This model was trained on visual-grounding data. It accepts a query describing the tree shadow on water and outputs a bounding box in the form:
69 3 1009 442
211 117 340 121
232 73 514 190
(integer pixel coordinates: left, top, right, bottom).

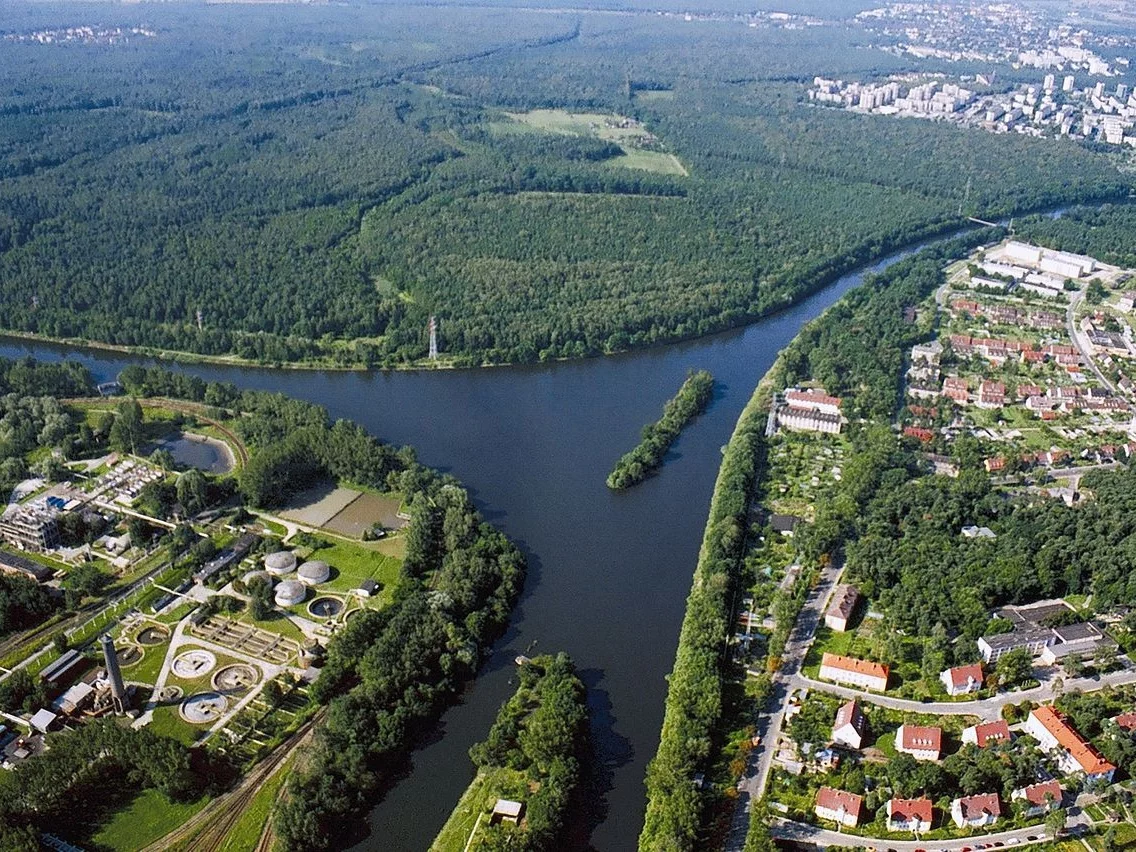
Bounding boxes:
570 667 634 852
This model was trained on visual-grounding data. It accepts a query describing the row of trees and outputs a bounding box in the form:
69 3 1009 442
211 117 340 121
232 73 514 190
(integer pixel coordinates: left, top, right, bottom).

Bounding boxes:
465 653 589 849
638 387 767 851
607 369 714 489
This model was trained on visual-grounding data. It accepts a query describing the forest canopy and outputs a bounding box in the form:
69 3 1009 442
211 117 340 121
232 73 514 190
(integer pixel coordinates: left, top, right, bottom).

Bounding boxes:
0 5 1129 366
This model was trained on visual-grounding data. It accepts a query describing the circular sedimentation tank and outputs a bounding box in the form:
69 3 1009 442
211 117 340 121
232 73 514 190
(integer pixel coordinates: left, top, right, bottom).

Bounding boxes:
297 560 330 585
117 645 142 667
308 597 344 619
157 685 184 703
136 626 169 646
264 550 297 576
211 663 259 693
171 649 217 679
180 692 228 724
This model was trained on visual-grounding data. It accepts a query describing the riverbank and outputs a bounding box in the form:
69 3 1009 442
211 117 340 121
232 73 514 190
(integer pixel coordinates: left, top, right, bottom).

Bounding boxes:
0 218 1114 852
0 204 1090 375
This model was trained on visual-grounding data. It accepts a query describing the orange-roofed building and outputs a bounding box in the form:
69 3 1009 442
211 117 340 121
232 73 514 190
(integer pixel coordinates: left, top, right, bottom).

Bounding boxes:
1026 706 1116 781
818 653 889 692
1012 780 1063 816
896 724 942 761
940 663 984 696
951 792 1001 828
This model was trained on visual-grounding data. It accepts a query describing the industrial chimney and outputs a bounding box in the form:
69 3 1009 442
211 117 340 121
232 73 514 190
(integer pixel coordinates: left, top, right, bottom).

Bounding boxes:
100 633 127 714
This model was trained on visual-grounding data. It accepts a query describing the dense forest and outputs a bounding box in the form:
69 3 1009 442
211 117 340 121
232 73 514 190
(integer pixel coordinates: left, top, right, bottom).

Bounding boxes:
0 6 1129 365
458 653 589 850
607 369 714 489
1015 203 1136 268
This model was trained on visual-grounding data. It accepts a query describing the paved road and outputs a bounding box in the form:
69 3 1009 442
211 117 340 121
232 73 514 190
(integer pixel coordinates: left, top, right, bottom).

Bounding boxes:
793 657 1136 722
1065 287 1118 394
771 816 1059 851
724 558 846 851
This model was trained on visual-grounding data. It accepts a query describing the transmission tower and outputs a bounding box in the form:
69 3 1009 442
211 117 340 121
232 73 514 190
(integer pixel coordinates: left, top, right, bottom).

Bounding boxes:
428 316 439 361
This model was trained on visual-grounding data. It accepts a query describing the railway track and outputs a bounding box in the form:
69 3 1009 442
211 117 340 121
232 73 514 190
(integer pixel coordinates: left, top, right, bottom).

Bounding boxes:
141 713 321 852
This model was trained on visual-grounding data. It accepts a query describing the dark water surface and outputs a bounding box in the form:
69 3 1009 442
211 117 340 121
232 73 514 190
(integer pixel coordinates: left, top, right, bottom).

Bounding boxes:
0 243 927 851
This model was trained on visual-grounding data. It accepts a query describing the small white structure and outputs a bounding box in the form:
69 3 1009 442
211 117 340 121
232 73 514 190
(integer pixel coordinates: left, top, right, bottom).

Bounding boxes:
940 662 983 695
1012 780 1063 816
297 560 330 585
886 798 932 833
264 550 297 576
962 720 1011 749
824 585 860 633
274 579 307 608
29 708 58 733
815 787 863 828
492 799 524 825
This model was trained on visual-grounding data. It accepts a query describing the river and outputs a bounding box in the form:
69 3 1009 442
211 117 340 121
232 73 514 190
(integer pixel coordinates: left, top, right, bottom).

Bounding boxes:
0 240 934 850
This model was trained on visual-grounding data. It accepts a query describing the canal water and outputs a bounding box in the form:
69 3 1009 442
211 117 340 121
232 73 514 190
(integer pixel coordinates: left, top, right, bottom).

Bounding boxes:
0 242 927 850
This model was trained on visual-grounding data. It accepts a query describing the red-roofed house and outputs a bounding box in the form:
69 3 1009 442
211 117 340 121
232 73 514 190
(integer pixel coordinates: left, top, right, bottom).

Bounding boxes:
887 798 933 832
815 787 863 827
1026 706 1116 781
942 377 970 404
819 653 889 692
903 426 935 443
1017 383 1043 400
951 793 1001 828
785 388 842 416
963 720 1011 749
831 700 867 750
824 585 861 633
940 663 984 696
896 724 942 761
1115 713 1136 732
977 380 1006 409
1012 780 1063 816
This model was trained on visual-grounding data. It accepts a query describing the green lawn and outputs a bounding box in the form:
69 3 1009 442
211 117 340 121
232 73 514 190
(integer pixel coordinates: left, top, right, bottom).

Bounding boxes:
121 636 173 687
606 149 688 176
93 788 209 851
147 704 203 746
236 609 307 643
309 536 401 601
430 767 529 852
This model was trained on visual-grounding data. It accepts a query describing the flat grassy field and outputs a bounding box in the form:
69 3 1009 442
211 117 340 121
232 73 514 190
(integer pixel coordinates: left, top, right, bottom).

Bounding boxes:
92 788 209 852
607 149 688 175
310 536 401 600
495 109 688 176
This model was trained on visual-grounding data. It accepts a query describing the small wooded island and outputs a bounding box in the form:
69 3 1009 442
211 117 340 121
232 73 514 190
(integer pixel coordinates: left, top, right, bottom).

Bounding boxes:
430 653 589 851
607 370 715 490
